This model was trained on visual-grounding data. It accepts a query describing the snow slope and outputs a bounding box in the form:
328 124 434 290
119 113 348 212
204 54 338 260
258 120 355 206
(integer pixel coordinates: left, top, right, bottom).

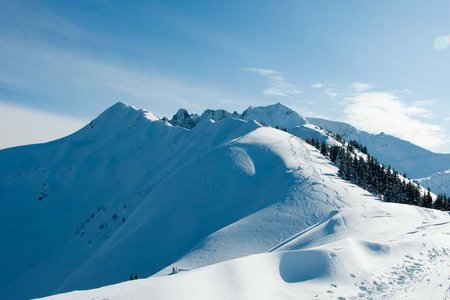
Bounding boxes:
0 102 264 298
308 117 450 178
43 202 450 300
418 169 450 196
0 102 371 299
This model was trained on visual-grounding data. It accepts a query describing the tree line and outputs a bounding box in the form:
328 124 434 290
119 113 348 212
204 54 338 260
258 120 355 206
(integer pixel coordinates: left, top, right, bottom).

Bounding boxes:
304 137 450 211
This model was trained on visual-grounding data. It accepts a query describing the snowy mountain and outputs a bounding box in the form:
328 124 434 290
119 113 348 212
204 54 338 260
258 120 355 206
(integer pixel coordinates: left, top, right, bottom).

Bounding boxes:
43 202 450 300
169 108 238 129
168 103 450 182
418 169 450 196
308 117 450 179
0 102 367 299
200 108 238 122
241 102 307 128
1 102 449 299
169 108 199 129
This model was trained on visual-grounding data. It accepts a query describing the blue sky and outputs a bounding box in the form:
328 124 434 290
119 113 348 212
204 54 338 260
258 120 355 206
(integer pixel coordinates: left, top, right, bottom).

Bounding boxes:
1 0 450 152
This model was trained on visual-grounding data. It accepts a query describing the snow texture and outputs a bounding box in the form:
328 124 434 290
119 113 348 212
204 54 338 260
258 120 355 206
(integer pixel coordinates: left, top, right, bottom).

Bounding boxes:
43 202 450 300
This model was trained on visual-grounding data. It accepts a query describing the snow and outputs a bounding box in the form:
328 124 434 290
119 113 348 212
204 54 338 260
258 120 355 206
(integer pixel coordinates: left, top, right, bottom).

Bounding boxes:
308 117 450 178
169 108 236 129
289 124 330 143
42 202 450 300
1 101 449 299
166 103 450 180
200 108 235 122
418 169 450 195
0 102 361 299
242 102 306 128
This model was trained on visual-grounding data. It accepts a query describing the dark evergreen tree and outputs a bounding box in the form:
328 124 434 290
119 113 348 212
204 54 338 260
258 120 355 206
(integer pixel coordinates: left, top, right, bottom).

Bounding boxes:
320 142 328 156
422 188 433 208
301 134 450 211
434 194 445 210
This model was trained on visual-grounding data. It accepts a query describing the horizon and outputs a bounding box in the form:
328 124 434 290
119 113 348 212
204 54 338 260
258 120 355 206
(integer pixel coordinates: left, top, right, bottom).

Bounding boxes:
1 0 450 152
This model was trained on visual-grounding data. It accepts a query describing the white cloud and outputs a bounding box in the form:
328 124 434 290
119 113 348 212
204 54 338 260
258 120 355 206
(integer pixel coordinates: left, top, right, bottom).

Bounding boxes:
344 91 445 150
310 83 324 89
245 68 300 97
434 35 450 50
325 88 338 98
0 101 87 149
349 82 374 93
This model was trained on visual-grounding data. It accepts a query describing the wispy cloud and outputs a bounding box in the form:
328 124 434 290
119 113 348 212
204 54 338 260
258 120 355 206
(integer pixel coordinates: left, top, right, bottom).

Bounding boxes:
310 83 324 89
349 82 373 93
324 88 338 98
308 82 338 98
0 101 86 149
0 0 88 41
0 0 255 117
344 91 445 150
305 79 448 152
0 35 245 116
434 34 450 50
245 68 300 97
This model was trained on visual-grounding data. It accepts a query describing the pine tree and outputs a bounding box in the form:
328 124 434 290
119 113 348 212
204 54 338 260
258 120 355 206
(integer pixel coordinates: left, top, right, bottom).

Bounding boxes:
320 142 328 156
434 194 445 210
300 133 449 211
422 188 433 208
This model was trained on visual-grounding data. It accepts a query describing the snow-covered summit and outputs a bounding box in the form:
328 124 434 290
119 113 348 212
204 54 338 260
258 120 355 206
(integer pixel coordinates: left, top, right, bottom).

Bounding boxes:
242 102 306 128
168 103 306 131
98 101 159 123
79 101 161 136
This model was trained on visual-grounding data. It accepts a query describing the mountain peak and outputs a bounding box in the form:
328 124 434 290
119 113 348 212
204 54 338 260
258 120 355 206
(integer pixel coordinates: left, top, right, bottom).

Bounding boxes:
170 108 199 129
109 101 129 109
242 103 306 128
84 101 160 135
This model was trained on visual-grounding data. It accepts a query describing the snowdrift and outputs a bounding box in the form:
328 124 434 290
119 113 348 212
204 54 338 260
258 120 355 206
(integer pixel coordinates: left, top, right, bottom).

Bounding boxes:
43 202 450 300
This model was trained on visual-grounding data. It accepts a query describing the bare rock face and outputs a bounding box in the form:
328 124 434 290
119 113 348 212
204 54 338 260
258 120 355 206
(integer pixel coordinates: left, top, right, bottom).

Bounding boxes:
170 108 199 129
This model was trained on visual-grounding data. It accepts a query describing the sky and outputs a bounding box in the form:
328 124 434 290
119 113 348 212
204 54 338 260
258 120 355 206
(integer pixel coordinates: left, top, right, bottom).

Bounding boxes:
0 0 449 152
